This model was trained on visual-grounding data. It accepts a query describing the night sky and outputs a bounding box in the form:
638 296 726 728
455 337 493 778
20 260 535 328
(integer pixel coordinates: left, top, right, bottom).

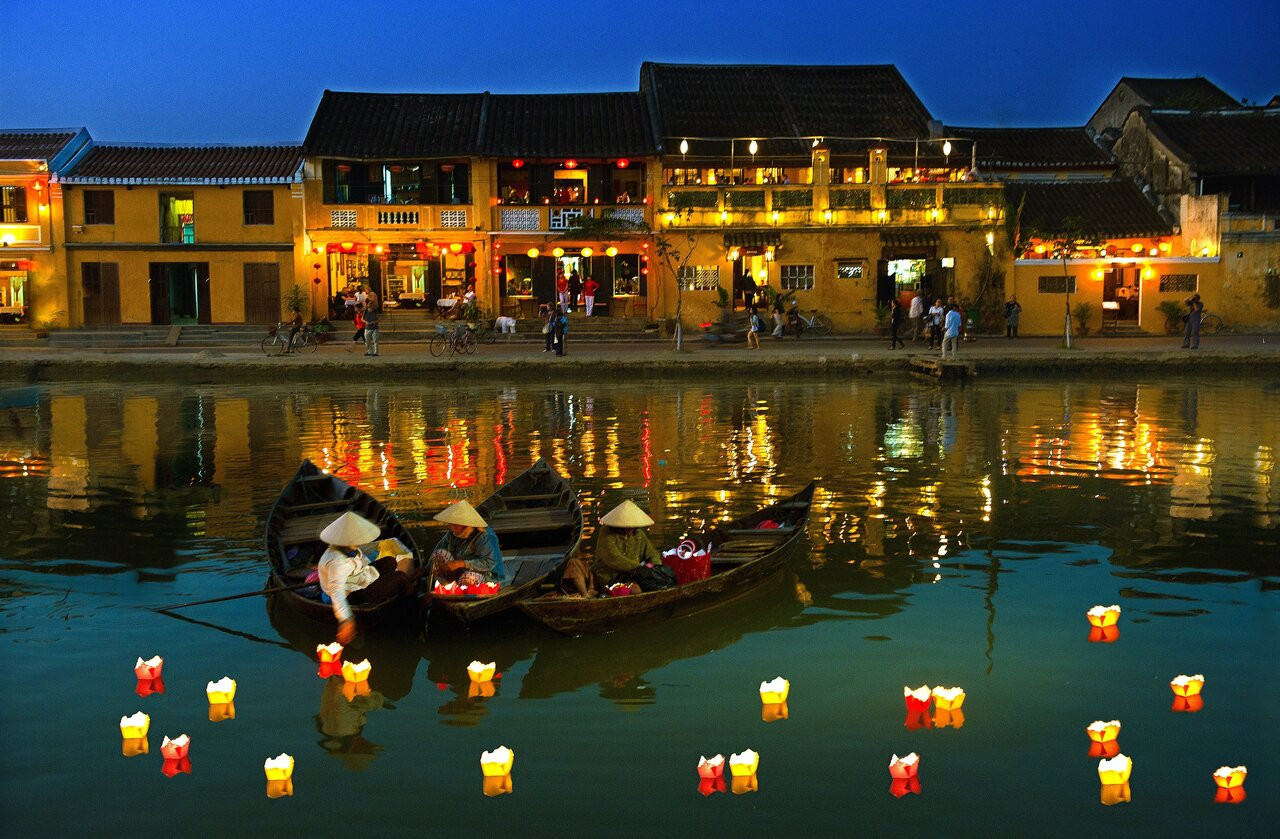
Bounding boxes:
5 0 1277 143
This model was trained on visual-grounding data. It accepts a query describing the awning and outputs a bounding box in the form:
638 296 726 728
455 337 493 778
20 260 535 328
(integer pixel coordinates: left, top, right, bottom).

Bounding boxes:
881 232 940 248
724 231 783 250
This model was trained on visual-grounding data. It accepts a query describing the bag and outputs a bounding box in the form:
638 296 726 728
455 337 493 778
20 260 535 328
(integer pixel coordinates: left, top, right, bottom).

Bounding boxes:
630 562 677 591
663 541 711 585
542 323 552 335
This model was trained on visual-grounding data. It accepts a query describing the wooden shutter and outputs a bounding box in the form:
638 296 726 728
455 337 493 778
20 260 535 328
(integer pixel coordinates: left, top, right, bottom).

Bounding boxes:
197 263 212 324
589 256 611 302
149 263 170 325
532 256 555 303
243 263 280 323
876 259 893 303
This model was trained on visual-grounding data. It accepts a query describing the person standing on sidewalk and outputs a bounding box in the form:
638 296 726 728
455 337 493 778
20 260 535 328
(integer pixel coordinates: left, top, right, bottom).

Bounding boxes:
927 298 944 349
1004 297 1022 338
584 276 599 316
363 301 381 357
942 305 961 359
909 288 924 341
552 305 568 356
1181 294 1203 349
889 298 906 350
556 270 569 311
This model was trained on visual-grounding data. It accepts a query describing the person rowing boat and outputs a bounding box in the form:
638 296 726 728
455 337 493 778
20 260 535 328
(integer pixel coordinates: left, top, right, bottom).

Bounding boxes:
561 499 664 596
430 500 506 587
318 512 416 643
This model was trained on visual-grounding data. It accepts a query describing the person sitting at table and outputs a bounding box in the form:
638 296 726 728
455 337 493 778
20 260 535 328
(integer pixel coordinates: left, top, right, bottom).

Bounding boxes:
318 511 416 644
615 189 632 204
462 284 477 307
562 500 663 595
430 501 505 587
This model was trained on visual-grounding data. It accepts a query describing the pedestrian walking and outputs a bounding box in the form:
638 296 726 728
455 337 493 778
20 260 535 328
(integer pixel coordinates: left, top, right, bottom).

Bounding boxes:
909 288 924 341
568 271 582 313
889 298 906 350
351 305 366 344
927 298 944 349
1004 297 1022 338
941 305 961 359
747 306 763 349
363 302 381 357
743 274 757 311
1181 294 1204 349
556 271 569 311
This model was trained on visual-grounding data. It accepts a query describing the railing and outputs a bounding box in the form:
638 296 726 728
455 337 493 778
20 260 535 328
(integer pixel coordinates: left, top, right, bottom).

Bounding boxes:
492 204 652 232
160 225 195 244
1222 212 1278 234
323 206 469 230
662 183 1002 227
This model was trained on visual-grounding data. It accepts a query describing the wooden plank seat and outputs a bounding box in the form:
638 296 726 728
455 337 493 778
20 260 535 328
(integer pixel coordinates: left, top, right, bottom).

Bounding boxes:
721 526 796 539
488 508 576 533
280 514 338 546
278 498 352 514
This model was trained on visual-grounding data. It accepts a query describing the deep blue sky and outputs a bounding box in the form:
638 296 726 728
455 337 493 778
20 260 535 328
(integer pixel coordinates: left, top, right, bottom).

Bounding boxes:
5 0 1277 143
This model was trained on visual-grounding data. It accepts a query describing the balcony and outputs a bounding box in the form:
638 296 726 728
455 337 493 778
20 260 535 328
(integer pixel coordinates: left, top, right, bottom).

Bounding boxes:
0 223 44 249
493 204 650 233
320 205 471 231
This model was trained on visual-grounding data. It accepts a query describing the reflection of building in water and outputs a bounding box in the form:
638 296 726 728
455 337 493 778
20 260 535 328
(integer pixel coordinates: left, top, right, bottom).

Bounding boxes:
1170 439 1214 520
47 395 88 511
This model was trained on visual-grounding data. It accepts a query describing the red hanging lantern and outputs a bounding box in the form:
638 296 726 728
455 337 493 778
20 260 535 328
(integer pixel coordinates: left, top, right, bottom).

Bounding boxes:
616 158 630 169
511 159 525 169
564 159 579 169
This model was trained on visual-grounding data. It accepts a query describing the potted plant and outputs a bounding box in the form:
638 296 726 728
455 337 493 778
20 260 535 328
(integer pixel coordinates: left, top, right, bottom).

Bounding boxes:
460 301 481 325
1072 301 1095 336
311 318 334 343
282 283 309 319
1157 300 1185 335
872 303 891 335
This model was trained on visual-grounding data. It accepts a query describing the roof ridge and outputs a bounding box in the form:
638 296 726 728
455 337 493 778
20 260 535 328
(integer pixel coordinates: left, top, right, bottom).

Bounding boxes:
87 141 302 149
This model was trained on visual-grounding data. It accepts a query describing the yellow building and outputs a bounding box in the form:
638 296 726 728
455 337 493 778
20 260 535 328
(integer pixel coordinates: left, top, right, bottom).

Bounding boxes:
59 144 304 325
0 129 91 330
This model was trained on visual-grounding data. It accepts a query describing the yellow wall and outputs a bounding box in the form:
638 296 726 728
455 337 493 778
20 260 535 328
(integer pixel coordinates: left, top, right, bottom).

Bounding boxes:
1 168 68 328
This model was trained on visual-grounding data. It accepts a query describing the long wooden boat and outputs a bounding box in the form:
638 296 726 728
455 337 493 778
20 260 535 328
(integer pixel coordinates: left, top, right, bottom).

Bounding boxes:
428 459 582 626
517 481 816 635
265 460 425 626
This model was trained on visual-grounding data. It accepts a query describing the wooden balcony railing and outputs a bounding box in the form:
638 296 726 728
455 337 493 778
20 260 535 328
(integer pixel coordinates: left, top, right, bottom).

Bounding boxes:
493 204 650 233
321 205 471 231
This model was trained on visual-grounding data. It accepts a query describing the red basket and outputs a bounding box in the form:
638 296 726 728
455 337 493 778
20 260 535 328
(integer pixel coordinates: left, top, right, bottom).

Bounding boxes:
664 548 711 585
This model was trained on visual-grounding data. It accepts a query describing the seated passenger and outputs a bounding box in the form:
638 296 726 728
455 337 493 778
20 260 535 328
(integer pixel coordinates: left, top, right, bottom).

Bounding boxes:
430 500 505 587
318 511 414 643
562 499 661 595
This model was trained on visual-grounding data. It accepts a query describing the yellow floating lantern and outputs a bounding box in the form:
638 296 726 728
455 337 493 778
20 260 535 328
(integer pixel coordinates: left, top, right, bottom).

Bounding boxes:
317 642 343 663
931 686 965 711
160 734 191 761
1100 782 1131 806
1086 605 1121 628
483 774 514 797
1170 674 1204 697
1212 765 1246 789
731 774 759 795
264 753 295 781
134 655 164 680
121 737 148 757
206 676 237 704
342 659 372 683
208 701 236 723
481 746 515 777
468 660 497 683
266 779 294 799
1097 754 1132 785
761 702 789 723
120 712 150 739
728 750 759 777
1087 720 1121 743
759 677 789 705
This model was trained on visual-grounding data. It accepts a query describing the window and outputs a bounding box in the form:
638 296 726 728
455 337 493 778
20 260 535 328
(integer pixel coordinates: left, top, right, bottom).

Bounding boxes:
159 192 195 244
678 265 720 291
780 264 815 290
84 190 115 224
1 186 26 223
242 190 274 225
836 260 865 279
1159 274 1198 293
1038 275 1077 294
323 161 470 204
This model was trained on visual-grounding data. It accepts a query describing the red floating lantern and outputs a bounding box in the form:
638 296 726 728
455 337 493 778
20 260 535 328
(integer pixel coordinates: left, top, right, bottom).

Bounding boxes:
903 685 931 713
616 158 630 169
511 159 525 169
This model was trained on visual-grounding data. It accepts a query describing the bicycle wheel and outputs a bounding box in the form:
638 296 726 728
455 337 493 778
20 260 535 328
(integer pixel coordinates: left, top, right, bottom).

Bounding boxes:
300 332 319 354
1200 314 1224 335
462 333 477 354
482 327 498 344
429 335 448 357
261 335 283 356
811 314 834 335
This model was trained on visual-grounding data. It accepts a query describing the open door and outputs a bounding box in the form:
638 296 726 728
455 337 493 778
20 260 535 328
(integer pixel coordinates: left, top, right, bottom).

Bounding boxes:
197 264 212 324
149 263 170 325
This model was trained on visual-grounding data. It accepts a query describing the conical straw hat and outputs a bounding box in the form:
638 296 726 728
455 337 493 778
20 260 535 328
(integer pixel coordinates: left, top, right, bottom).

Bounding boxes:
599 499 654 528
319 511 381 546
434 500 488 529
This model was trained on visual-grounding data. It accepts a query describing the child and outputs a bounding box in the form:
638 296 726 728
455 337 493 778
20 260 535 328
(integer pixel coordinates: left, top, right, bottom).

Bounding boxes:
747 306 763 349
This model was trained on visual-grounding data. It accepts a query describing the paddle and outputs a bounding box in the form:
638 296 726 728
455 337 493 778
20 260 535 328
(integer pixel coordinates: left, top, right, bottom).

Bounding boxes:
153 580 316 612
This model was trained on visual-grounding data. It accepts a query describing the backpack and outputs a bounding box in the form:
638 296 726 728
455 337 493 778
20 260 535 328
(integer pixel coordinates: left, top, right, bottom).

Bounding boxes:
631 562 677 591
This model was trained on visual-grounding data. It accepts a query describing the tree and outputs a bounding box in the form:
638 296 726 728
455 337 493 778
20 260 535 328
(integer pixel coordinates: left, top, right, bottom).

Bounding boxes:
1008 198 1102 347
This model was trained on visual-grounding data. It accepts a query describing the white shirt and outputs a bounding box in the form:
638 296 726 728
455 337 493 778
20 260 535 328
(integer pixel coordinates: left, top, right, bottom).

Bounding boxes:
318 547 379 623
909 295 924 318
355 291 367 306
929 304 944 325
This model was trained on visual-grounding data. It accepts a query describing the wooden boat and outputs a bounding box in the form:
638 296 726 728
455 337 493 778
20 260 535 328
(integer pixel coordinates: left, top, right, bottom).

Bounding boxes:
429 459 582 626
265 460 424 626
517 481 816 635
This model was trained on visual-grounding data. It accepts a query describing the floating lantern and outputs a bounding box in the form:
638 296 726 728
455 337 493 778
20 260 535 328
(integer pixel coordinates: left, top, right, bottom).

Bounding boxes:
889 753 920 780
264 753 295 781
483 774 513 797
208 702 236 723
134 655 164 680
468 681 496 699
318 661 342 679
697 777 726 797
1088 625 1121 643
1170 674 1204 697
728 750 759 777
161 757 192 778
206 676 237 704
889 777 922 798
761 702 789 723
1100 782 1131 806
121 737 148 757
1212 765 1246 790
1087 720 1121 743
606 583 634 597
317 642 343 664
468 661 497 683
1086 605 1121 628
932 686 965 711
481 746 514 777
266 779 294 799
120 712 150 739
1097 754 1132 785
342 659 372 683
160 734 191 761
697 754 725 780
903 685 931 712
933 708 965 730
1172 694 1204 713
135 677 165 697
731 774 758 795
759 677 789 705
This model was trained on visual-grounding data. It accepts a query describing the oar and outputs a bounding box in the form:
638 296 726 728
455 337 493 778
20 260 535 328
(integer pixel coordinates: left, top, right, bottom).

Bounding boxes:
153 580 315 612
155 608 292 649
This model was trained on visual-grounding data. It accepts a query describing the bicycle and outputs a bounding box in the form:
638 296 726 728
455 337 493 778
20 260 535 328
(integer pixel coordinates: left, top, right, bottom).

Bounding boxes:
1162 308 1225 336
429 324 477 357
785 306 834 337
262 323 318 355
468 321 499 344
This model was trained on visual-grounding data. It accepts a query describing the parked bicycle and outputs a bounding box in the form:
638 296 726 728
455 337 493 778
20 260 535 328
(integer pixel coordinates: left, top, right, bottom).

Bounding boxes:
1161 307 1225 335
467 320 500 345
429 324 476 357
786 305 834 337
261 322 317 355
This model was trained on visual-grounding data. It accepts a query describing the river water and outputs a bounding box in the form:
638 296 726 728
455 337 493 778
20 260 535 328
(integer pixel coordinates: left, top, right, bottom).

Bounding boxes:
0 377 1275 835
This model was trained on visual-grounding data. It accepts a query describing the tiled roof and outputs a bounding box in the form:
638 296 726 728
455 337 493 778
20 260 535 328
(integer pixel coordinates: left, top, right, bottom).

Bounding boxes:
1143 108 1280 175
1119 77 1238 110
62 145 303 183
946 126 1112 170
1005 179 1172 238
0 130 80 161
481 93 658 158
642 63 934 157
304 91 486 157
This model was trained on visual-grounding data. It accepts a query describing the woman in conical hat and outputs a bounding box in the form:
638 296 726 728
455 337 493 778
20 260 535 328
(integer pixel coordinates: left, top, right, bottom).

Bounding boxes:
318 511 412 644
562 499 663 596
430 500 506 589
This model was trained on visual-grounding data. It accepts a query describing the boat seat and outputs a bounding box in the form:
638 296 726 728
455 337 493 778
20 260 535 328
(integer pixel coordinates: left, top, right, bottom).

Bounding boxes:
488 509 576 533
280 514 338 546
510 557 561 586
721 526 796 539
278 499 351 514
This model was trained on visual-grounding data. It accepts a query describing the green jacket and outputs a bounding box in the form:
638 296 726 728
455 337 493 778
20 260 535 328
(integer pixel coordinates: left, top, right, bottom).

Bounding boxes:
592 527 661 585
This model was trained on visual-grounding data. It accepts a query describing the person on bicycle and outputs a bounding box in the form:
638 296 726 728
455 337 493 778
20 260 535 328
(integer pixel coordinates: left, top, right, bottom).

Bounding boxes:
284 309 304 353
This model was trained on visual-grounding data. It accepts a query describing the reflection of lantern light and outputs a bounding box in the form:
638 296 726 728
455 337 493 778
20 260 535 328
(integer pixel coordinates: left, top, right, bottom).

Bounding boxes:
1089 740 1120 759
266 779 294 799
341 680 371 701
697 754 725 779
342 659 372 683
468 661 496 683
903 685 931 712
1100 782 1131 806
1172 694 1204 713
697 777 726 797
481 746 514 777
468 681 496 699
1212 765 1246 789
1088 625 1120 643
904 709 933 730
206 677 237 704
759 677 789 704
931 686 964 711
120 712 150 739
1087 720 1121 743
162 757 192 778
160 734 191 760
606 246 618 257
1097 754 1132 785
552 247 565 258
121 737 148 757
728 750 759 777
264 754 294 781
933 708 965 729
731 774 759 795
888 753 919 780
1087 605 1121 627
527 248 540 258
136 677 165 697
1215 786 1246 805
761 702 789 723
889 777 922 798
483 775 513 797
208 701 236 723
134 656 163 680
1170 674 1204 697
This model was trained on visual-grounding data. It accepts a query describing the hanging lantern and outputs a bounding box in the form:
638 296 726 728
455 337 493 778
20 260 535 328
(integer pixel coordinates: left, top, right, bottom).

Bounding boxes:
564 160 579 169
264 754 295 781
942 140 953 157
208 702 236 723
511 159 525 169
1097 754 1132 785
134 655 164 681
888 753 919 780
527 248 540 258
606 246 618 257
342 659 372 683
119 712 150 739
696 754 725 780
480 746 515 777
748 140 759 156
728 750 759 777
206 676 237 704
903 685 932 712
759 677 789 705
160 734 191 761
1170 674 1205 697
616 158 630 169
1131 242 1143 253
931 686 965 711
680 139 689 155
449 242 463 254
580 247 593 258
483 775 514 797
552 247 565 258
467 661 497 683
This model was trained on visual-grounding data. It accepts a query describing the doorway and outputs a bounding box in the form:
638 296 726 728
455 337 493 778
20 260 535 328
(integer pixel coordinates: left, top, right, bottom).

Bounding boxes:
731 254 769 310
1102 265 1140 324
149 262 211 325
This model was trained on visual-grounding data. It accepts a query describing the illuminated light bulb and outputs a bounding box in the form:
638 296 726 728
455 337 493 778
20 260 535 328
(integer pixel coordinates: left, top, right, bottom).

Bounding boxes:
120 712 150 739
1097 754 1132 785
1170 674 1205 697
160 734 191 761
697 754 725 779
481 746 515 777
942 140 952 156
931 686 965 711
759 677 789 705
1159 241 1171 253
342 659 372 683
206 676 237 704
663 212 675 225
468 661 497 683
527 248 540 258
1131 242 1143 253
824 208 833 223
134 655 163 680
720 210 728 223
888 753 919 780
1034 244 1046 254
264 753 295 781
1086 604 1121 628
748 140 758 156
903 685 932 712
771 210 779 223
679 139 689 155
605 246 618 257
552 247 565 258
728 750 759 777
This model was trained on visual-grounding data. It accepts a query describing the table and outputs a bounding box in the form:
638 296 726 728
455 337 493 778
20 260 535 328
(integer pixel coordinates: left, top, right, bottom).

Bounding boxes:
398 291 426 308
611 294 636 317
508 295 538 319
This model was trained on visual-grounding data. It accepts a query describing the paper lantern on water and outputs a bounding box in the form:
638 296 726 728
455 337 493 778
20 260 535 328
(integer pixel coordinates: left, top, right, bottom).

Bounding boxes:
266 779 294 799
206 676 237 704
931 686 965 711
933 707 965 730
761 702 789 723
759 677 789 705
208 701 236 723
481 746 514 777
468 681 496 699
1170 674 1204 697
1086 605 1121 628
134 655 164 680
903 685 932 712
119 712 150 739
728 750 759 777
121 737 149 757
606 583 634 597
696 777 726 797
1097 754 1132 785
731 774 759 795
1100 782 1131 806
161 757 192 778
697 754 725 780
483 774 514 797
264 753 295 781
889 777 922 798
1212 765 1246 790
888 753 919 780
160 734 191 761
342 659 372 683
135 677 165 697
316 642 343 664
1087 720 1121 743
468 661 497 683
1088 625 1120 643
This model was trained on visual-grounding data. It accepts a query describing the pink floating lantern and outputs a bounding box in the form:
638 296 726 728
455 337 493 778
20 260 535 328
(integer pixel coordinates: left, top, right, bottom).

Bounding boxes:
888 752 920 780
160 734 190 761
134 655 164 680
697 754 725 780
